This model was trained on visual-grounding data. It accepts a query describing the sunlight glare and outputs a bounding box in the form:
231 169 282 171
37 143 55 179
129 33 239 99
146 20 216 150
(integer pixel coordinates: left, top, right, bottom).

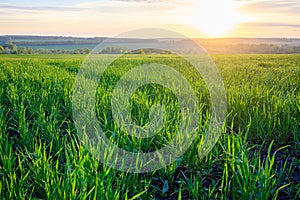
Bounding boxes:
183 0 251 37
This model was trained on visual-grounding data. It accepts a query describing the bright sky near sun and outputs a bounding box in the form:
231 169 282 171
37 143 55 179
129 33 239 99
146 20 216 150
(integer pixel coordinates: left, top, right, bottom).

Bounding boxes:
0 0 300 38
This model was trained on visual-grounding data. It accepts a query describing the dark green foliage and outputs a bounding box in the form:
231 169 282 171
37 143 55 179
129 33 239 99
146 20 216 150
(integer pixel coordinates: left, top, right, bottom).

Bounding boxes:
0 46 4 54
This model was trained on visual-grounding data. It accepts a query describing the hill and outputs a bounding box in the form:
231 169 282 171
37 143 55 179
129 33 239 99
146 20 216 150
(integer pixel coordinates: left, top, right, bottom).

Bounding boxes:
1 35 300 54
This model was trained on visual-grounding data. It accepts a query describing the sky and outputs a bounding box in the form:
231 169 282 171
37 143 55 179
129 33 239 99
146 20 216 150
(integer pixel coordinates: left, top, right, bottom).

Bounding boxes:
0 0 300 38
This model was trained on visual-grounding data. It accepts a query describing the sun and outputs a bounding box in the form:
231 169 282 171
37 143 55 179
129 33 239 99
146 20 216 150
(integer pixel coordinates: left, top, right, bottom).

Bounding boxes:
183 0 251 37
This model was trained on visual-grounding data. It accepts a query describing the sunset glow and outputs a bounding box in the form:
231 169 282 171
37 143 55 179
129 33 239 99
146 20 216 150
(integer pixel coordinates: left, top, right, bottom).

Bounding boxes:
0 0 299 38
183 0 252 37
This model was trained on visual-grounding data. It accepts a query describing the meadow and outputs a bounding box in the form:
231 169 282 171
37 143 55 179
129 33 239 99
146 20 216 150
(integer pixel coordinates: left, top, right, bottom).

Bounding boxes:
0 54 299 199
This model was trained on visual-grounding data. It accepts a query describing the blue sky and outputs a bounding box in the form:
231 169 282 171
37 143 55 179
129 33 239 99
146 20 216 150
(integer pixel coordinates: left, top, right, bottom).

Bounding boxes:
0 0 299 37
0 0 86 6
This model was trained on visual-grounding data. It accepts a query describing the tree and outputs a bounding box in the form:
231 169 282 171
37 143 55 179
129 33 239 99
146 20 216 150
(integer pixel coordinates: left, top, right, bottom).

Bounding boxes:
82 48 90 54
18 47 28 54
100 46 128 54
10 44 18 54
3 37 18 54
4 43 17 54
0 46 4 54
27 48 33 54
72 49 81 54
138 49 145 54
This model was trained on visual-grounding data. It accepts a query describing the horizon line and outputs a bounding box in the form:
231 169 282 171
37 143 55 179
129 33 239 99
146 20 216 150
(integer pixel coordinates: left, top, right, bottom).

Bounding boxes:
1 34 300 40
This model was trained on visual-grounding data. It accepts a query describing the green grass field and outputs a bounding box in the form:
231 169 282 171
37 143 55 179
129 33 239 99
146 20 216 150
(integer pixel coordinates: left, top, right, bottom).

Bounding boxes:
0 54 299 199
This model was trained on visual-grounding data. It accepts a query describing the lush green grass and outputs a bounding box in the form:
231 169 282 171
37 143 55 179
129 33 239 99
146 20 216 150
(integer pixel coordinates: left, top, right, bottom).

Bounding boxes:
0 54 299 199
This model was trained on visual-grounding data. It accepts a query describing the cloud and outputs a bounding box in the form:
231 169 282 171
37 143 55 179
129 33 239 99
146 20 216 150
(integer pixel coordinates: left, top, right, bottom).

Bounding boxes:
0 0 193 15
232 21 300 37
239 0 300 14
239 22 300 28
234 0 257 1
111 0 166 3
0 3 83 12
0 0 196 36
1 0 299 37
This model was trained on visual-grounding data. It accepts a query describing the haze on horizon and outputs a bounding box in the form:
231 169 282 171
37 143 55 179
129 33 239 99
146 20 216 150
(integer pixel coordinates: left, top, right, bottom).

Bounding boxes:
0 0 300 38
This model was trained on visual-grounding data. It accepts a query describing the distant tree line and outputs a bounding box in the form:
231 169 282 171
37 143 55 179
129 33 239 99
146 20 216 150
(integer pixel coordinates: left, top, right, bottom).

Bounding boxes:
0 35 107 45
212 44 300 54
0 45 91 55
0 38 148 55
32 48 91 54
0 43 162 55
0 39 91 54
2 37 300 55
98 45 300 54
97 47 172 54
